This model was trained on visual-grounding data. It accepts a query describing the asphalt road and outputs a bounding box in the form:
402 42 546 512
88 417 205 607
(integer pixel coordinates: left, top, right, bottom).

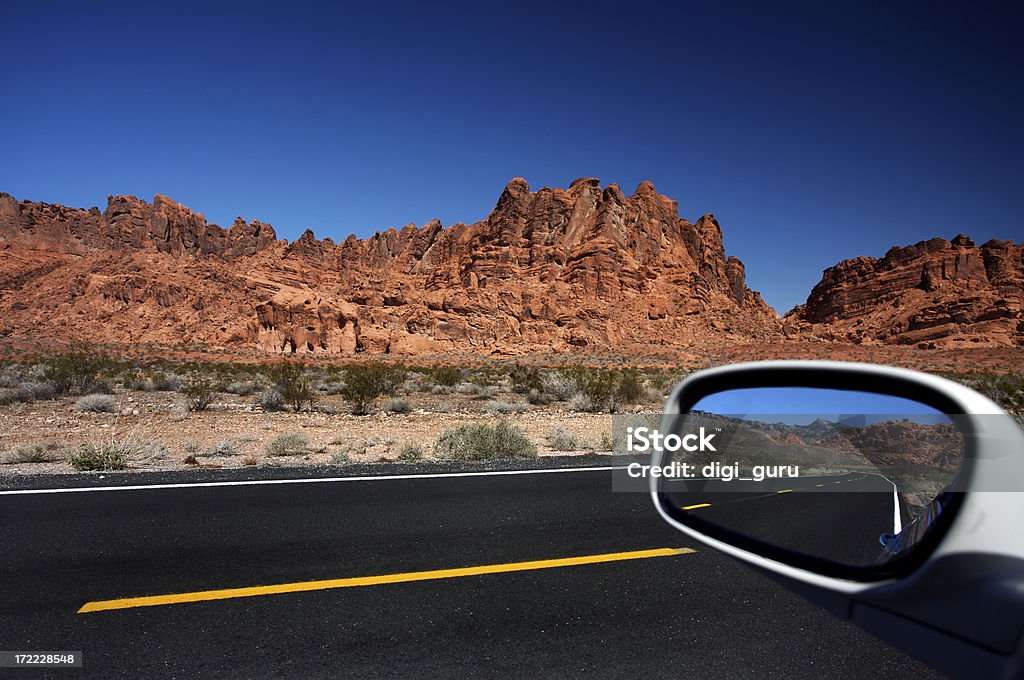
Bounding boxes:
0 466 940 679
663 472 904 565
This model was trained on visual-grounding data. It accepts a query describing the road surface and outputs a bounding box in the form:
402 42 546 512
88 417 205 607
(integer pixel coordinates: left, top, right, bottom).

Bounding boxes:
0 465 938 678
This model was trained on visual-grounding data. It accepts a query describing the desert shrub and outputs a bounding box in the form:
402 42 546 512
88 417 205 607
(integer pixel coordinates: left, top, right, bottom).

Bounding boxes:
183 378 215 412
617 369 644 405
428 365 463 387
384 397 413 414
340 363 406 415
0 387 35 405
435 421 537 460
580 371 622 413
526 388 551 405
321 381 347 395
568 393 599 413
484 399 528 415
265 432 309 456
398 442 424 462
22 381 58 400
257 388 286 411
1 443 60 464
151 372 184 391
645 370 685 392
958 373 1024 413
509 364 543 394
266 362 315 412
330 451 351 465
224 381 259 396
75 394 116 413
168 404 188 421
458 382 498 399
205 439 238 456
0 374 20 388
69 439 138 470
546 427 578 451
42 343 113 395
541 370 580 401
242 455 258 466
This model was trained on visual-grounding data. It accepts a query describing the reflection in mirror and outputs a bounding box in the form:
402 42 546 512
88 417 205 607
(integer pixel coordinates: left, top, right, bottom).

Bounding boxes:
660 387 964 568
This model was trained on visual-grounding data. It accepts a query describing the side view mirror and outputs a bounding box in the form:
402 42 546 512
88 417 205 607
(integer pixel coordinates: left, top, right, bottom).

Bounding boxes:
650 360 1024 680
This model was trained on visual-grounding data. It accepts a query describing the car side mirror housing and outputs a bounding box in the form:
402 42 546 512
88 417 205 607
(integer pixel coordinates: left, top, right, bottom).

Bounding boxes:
650 361 1024 680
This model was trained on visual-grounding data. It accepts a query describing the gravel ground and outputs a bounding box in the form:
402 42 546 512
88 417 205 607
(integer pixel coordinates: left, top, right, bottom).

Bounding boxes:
0 388 661 477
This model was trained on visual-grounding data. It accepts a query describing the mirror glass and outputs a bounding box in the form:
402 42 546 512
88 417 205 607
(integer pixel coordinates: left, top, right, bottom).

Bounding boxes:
658 387 964 567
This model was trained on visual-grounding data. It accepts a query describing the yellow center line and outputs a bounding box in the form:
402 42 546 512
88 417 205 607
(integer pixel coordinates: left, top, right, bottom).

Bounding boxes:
78 547 696 614
681 503 712 510
776 489 792 494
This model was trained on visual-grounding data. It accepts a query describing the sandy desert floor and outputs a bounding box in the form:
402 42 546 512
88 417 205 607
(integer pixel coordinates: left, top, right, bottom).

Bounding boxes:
0 386 650 476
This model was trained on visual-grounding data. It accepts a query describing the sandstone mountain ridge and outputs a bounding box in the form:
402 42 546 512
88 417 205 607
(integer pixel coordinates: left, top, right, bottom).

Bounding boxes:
0 178 780 355
1 179 1020 356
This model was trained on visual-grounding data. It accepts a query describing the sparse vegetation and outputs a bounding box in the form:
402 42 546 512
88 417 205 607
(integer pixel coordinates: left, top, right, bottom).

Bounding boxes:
75 394 116 413
183 378 215 412
21 381 58 401
398 442 424 462
266 362 314 412
69 438 139 470
257 388 286 411
484 399 529 415
617 369 644 404
428 365 463 387
509 364 543 394
541 370 580 401
434 421 537 460
205 439 238 456
526 388 550 405
1 443 61 464
224 381 259 396
265 432 309 456
384 397 413 414
0 387 35 405
546 426 578 451
955 372 1024 414
151 372 184 392
41 342 113 395
339 363 406 415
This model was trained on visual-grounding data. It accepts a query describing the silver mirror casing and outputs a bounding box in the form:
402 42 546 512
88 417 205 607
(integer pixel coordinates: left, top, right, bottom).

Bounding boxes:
651 360 1024 679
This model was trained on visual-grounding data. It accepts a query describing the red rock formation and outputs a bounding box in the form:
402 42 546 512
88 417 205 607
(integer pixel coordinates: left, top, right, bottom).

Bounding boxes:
0 180 781 355
786 235 1023 347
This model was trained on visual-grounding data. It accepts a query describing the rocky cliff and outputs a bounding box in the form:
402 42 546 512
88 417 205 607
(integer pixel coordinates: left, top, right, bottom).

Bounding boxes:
0 179 782 355
786 235 1024 347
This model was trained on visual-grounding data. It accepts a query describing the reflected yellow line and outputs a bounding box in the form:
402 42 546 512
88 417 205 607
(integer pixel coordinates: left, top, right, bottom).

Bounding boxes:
78 547 696 613
776 489 792 494
681 503 712 510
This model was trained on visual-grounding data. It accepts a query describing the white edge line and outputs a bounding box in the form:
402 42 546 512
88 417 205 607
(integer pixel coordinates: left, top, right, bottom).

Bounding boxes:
876 473 903 535
0 465 627 496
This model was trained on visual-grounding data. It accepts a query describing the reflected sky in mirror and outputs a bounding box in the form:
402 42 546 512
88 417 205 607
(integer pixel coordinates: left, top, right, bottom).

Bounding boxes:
692 387 951 426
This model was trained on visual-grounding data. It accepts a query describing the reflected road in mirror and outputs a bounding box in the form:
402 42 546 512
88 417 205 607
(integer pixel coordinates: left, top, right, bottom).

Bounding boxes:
660 387 964 567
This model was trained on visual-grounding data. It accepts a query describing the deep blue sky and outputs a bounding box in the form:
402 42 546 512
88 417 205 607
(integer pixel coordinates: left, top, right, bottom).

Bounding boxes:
2 1 1021 313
